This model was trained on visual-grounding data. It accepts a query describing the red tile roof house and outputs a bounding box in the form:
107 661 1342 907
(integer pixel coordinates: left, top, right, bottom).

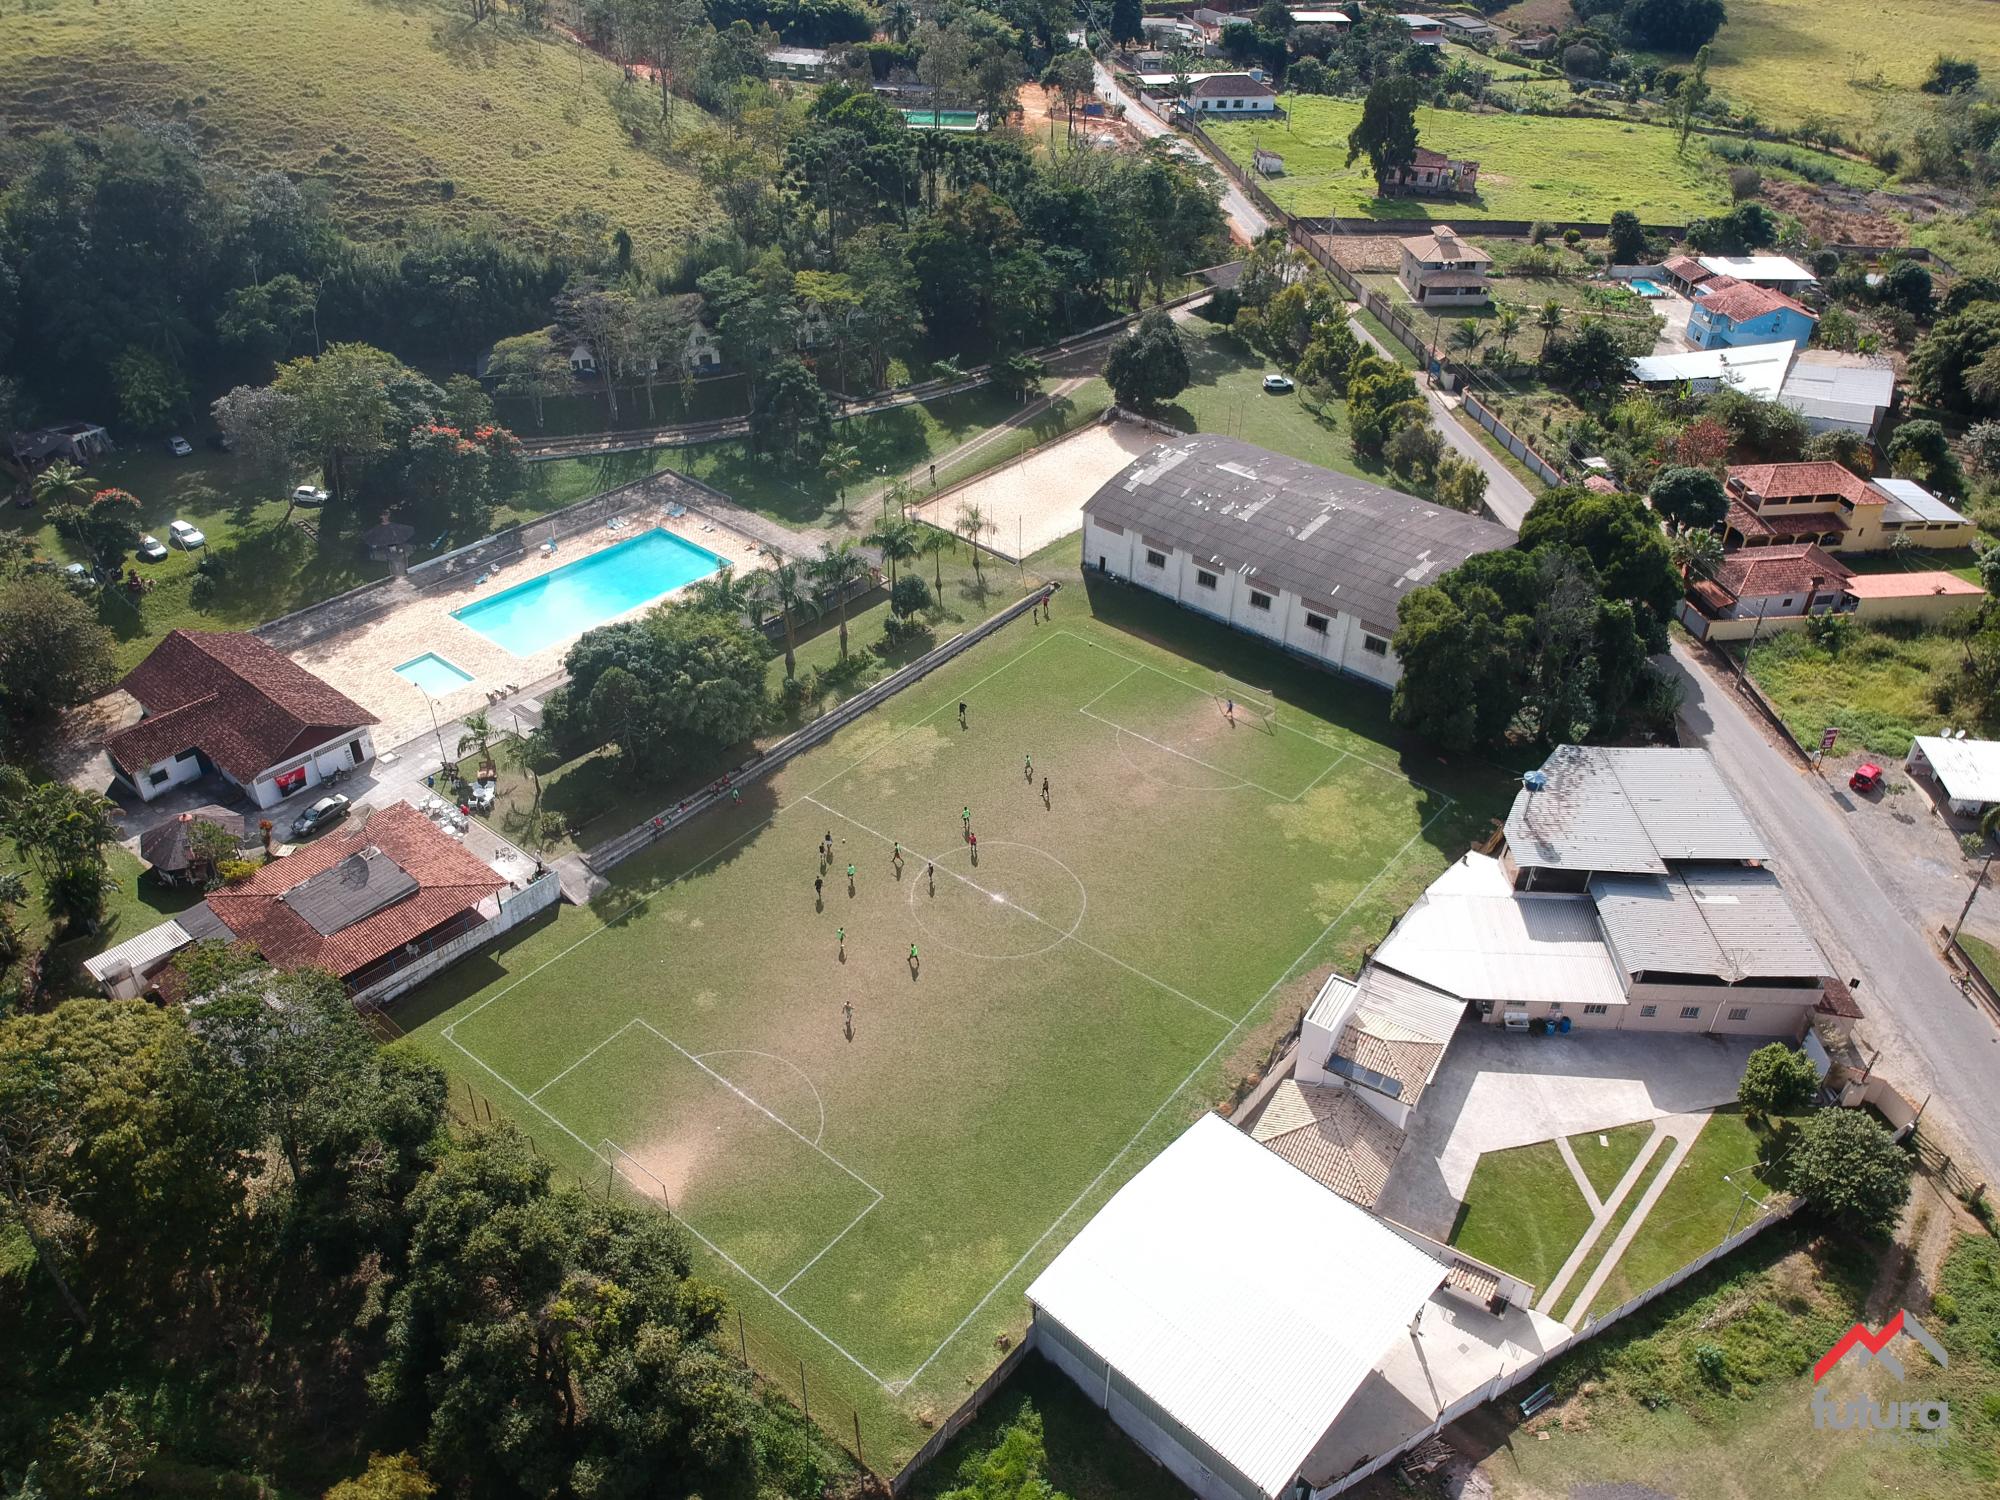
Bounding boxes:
1677 542 1983 641
1381 146 1479 197
85 801 509 1000
106 630 378 809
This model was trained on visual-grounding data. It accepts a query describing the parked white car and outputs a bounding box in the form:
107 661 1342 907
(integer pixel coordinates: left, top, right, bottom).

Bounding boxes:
136 534 169 562
291 485 330 507
167 519 206 550
166 435 193 456
1262 373 1296 394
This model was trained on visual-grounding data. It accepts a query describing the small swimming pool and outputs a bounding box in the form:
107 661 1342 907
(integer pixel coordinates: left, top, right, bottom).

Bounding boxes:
1629 278 1668 298
902 108 981 130
395 652 475 694
452 528 727 656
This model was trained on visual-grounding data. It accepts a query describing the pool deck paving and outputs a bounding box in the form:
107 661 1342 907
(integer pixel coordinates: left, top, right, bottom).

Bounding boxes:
288 506 767 751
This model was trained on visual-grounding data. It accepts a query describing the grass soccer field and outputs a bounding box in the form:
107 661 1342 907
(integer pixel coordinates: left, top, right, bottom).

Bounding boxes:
398 571 1504 1464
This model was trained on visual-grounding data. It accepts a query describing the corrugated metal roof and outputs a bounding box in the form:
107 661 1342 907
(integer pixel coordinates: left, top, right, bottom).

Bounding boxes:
1698 254 1816 283
1373 852 1628 1007
1871 477 1968 526
1781 355 1894 411
84 918 193 983
1025 1114 1445 1498
1589 867 1827 982
1630 341 1791 399
1504 746 1771 874
1082 436 1515 635
1912 735 2000 804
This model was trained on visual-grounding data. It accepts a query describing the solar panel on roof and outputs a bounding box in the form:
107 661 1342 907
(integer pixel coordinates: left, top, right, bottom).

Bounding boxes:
1325 1052 1404 1098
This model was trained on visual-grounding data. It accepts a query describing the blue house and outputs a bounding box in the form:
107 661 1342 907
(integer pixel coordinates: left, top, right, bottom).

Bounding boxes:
1687 276 1818 352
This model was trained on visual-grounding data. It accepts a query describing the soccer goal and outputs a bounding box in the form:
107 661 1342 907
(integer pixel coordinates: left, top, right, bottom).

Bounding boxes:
1211 673 1278 736
603 1138 673 1210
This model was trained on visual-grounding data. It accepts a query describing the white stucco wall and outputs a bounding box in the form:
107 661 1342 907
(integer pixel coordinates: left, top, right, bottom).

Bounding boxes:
1083 516 1400 687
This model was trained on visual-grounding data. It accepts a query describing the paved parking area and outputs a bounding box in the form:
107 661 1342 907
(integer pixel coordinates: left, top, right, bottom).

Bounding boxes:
1374 1025 1761 1240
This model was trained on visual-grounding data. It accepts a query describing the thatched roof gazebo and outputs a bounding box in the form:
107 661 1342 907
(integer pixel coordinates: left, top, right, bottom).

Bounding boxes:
138 805 243 882
361 518 417 568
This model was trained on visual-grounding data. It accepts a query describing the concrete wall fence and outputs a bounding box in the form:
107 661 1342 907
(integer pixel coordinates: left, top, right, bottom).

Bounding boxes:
1461 393 1566 486
353 872 561 1007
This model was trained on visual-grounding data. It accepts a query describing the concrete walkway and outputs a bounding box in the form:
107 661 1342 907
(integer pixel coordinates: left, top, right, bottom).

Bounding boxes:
1533 1112 1711 1321
1554 1132 1603 1215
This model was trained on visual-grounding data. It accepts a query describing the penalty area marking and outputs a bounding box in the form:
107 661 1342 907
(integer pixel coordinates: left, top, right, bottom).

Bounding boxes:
906 839 1090 961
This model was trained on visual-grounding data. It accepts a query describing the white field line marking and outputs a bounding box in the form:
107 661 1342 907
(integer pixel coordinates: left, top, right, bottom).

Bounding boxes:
445 1020 896 1389
1053 628 1454 800
891 789 1457 1395
631 1019 883 1201
777 1196 883 1296
1074 663 1144 715
529 1018 642 1100
693 1048 829 1145
803 795 1237 1028
442 627 1068 1043
1078 705 1349 803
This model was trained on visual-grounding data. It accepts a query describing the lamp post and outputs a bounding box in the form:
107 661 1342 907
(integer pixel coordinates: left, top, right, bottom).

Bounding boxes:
428 697 449 779
1951 844 1997 945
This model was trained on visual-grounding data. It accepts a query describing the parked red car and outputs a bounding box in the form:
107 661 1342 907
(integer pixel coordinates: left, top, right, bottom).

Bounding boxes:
1849 763 1884 793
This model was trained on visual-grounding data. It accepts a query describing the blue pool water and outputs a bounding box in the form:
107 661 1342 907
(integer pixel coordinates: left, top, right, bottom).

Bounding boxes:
1629 278 1667 298
452 528 726 656
395 652 474 694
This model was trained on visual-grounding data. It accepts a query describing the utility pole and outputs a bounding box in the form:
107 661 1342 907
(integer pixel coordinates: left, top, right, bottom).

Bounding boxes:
1951 845 1996 945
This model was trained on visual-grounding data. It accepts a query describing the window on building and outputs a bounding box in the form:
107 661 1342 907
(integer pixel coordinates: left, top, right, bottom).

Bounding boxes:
149 768 171 788
1196 570 1218 590
1145 549 1167 568
1362 635 1388 656
1249 590 1272 611
175 748 198 762
1305 613 1329 634
1680 1005 1702 1020
1583 1004 1608 1016
1640 1004 1658 1018
1547 1003 1563 1013
1728 1006 1750 1021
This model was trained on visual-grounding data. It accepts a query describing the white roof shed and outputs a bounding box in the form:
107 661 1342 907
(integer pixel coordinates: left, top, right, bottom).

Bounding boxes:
1909 735 2000 811
1026 1113 1446 1500
1697 254 1817 285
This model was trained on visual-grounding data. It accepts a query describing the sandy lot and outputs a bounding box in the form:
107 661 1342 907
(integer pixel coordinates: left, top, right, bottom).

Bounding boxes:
911 419 1161 561
289 506 766 751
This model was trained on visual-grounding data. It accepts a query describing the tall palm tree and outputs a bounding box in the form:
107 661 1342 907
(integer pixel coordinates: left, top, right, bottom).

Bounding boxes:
760 560 821 680
918 523 955 592
820 442 862 519
32 460 96 508
1448 319 1484 357
457 709 494 768
809 539 868 662
1536 300 1564 360
958 502 992 586
1668 527 1724 582
689 563 754 619
1495 307 1522 355
865 516 920 585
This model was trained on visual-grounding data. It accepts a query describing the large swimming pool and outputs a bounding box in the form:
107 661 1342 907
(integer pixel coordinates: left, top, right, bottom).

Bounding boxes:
453 528 726 656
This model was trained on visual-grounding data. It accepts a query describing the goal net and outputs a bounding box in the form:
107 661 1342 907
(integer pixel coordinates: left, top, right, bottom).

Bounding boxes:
602 1138 672 1210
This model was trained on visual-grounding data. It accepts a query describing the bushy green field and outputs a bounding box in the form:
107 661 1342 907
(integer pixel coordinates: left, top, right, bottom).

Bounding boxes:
1743 622 1982 758
1679 0 2000 134
1209 99 1736 222
398 567 1506 1465
1209 98 1875 222
0 0 711 252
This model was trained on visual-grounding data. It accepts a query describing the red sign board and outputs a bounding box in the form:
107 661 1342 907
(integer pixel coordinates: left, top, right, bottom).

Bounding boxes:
1820 727 1839 752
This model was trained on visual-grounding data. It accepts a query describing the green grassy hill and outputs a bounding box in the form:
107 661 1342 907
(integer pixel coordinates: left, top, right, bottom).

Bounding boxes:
0 0 712 253
1492 0 2000 134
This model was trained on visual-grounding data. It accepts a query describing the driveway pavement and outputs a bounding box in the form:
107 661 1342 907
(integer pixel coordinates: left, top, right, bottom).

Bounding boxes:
1375 1025 1761 1240
1666 641 2000 1183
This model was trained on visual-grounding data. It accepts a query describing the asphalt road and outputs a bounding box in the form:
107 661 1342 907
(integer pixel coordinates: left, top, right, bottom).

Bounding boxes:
1665 640 2000 1184
1092 60 1271 244
1345 315 1535 530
